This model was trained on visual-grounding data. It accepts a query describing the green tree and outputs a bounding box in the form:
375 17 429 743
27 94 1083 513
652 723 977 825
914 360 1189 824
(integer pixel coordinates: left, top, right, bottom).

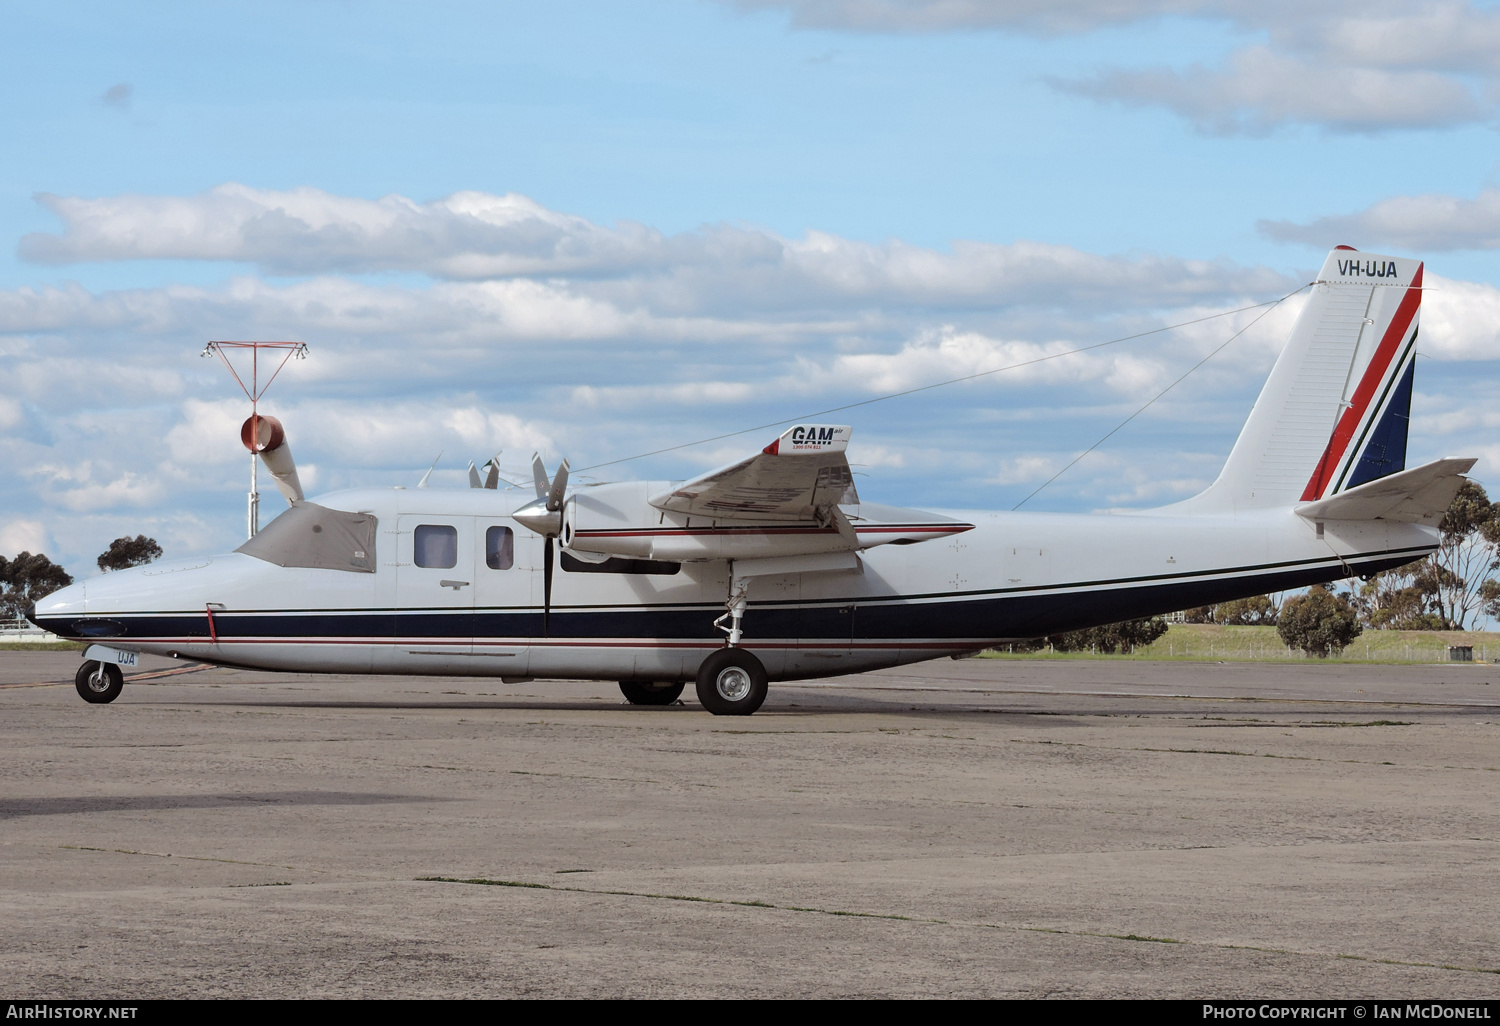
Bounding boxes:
1432 481 1500 629
1048 616 1169 654
1346 560 1446 630
97 535 163 572
0 552 74 619
1214 594 1278 626
1178 605 1216 624
1277 586 1362 657
1483 579 1500 625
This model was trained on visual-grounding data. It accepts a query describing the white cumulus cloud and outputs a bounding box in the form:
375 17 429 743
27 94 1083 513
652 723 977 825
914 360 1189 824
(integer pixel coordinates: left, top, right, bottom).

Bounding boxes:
735 1 1500 133
1260 188 1500 251
4 184 1496 571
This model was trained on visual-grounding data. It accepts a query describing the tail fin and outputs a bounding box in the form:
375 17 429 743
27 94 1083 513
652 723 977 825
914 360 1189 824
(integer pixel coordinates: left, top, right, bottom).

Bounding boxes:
1184 247 1422 512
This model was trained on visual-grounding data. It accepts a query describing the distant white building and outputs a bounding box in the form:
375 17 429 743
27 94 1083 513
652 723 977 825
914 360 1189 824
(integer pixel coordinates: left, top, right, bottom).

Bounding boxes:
0 617 64 644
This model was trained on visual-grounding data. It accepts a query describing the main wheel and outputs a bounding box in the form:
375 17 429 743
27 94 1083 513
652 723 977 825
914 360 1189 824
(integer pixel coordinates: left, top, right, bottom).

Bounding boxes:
75 662 124 704
619 680 686 706
694 649 768 716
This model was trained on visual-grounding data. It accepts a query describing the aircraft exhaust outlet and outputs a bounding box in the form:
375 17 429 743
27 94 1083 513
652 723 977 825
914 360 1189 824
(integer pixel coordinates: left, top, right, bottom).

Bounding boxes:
240 414 305 503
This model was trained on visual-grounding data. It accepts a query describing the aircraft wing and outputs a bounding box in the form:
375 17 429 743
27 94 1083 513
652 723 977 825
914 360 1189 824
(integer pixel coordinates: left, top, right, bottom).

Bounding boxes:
1294 457 1476 524
649 424 859 521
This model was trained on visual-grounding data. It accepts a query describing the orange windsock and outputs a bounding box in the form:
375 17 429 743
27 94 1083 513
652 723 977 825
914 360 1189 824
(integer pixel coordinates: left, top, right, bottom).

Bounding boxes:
239 414 303 502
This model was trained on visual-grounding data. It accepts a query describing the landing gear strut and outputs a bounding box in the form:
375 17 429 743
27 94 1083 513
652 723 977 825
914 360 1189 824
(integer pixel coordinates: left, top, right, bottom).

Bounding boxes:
713 575 751 647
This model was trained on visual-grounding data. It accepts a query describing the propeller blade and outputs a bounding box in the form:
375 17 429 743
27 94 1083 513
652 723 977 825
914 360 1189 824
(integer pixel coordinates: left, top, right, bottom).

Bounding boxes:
542 535 554 636
531 453 549 500
546 458 570 512
468 461 482 489
482 459 499 490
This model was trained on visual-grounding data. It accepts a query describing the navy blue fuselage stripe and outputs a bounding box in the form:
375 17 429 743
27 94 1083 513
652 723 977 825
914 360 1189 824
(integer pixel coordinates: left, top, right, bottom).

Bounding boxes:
38 550 1421 645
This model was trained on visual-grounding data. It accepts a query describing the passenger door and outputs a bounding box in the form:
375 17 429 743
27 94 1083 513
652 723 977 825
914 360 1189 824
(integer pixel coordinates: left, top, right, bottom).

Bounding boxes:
471 520 532 675
394 514 475 667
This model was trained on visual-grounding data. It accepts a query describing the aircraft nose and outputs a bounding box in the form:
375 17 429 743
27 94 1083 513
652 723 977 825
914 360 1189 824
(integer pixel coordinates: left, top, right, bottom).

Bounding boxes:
32 580 86 622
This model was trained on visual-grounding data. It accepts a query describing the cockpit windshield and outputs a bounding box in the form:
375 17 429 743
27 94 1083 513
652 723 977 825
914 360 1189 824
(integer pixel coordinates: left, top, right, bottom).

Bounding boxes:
236 502 377 573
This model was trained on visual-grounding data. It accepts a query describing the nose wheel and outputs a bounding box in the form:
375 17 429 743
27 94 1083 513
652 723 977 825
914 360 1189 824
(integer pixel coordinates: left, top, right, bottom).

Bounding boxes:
695 648 768 716
75 662 124 704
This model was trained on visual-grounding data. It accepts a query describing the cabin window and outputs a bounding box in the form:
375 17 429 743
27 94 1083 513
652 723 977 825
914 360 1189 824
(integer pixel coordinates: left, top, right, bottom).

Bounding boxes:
236 502 377 573
559 552 681 575
413 525 458 569
486 526 514 570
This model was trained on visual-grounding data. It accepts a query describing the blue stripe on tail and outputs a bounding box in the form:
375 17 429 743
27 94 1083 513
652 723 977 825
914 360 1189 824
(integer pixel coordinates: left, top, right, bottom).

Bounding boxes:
1346 359 1414 489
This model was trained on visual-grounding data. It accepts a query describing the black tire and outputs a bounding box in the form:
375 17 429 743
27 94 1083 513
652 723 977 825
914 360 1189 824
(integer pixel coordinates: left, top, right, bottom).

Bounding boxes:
694 649 768 716
619 680 686 706
75 662 123 704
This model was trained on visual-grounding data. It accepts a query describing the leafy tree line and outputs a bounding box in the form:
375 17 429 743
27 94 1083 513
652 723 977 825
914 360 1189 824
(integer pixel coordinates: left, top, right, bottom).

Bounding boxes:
1012 616 1170 655
1172 481 1500 657
0 535 162 619
0 552 74 620
1177 594 1280 627
1343 481 1500 631
1014 481 1500 660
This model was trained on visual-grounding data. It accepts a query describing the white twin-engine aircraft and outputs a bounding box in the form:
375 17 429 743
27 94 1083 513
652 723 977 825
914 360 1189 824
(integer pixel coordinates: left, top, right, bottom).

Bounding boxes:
34 248 1474 714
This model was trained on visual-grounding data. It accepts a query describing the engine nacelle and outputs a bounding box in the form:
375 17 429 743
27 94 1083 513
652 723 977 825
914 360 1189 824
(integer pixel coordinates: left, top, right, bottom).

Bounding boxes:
560 481 970 562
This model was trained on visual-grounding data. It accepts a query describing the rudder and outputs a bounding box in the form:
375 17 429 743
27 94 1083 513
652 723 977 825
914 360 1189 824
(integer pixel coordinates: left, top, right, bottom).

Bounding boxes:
1179 247 1423 512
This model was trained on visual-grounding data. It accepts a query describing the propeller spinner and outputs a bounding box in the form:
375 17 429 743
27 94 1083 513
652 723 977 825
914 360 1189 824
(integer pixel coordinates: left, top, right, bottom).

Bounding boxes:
512 453 570 634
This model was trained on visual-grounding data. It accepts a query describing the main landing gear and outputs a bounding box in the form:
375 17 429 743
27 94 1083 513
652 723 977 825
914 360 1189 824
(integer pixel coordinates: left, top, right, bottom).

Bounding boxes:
701 568 770 715
618 680 686 706
618 653 769 716
695 648 768 716
75 661 123 704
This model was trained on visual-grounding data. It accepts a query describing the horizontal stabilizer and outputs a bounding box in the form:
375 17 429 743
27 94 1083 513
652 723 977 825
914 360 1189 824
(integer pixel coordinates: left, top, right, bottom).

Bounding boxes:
1294 457 1475 524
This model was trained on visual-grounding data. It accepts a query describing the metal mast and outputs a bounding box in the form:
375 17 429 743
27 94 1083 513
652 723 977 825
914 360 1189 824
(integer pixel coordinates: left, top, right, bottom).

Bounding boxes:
201 340 309 538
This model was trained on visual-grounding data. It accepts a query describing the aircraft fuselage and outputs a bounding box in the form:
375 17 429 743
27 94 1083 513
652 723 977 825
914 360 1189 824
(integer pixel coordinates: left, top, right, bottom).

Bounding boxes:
33 485 1435 682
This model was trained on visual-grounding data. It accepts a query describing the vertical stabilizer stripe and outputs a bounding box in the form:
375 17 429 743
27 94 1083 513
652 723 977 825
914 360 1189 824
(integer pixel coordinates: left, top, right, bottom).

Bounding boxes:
1300 264 1423 501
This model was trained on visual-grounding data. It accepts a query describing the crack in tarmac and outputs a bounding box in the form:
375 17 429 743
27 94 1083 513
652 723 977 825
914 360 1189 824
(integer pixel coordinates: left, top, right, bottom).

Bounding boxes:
1009 737 1500 773
416 875 1500 978
60 845 309 871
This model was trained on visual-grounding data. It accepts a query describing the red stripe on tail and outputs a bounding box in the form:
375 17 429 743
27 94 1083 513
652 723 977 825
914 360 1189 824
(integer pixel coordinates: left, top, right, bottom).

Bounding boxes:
1300 265 1423 502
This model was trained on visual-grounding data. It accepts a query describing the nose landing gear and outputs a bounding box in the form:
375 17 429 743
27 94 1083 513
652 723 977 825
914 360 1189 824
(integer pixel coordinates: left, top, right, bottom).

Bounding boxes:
75 662 124 704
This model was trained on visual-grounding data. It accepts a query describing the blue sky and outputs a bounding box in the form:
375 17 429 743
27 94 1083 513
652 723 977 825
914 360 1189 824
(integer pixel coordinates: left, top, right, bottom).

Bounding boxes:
3 0 1500 578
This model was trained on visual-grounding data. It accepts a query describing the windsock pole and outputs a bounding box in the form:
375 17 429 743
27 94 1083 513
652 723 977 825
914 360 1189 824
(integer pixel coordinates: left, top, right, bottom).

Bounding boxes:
249 451 259 538
201 340 309 539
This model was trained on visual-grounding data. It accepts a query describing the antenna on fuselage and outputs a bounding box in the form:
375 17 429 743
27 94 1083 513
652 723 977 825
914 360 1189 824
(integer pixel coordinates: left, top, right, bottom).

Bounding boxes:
417 451 444 488
201 339 310 539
